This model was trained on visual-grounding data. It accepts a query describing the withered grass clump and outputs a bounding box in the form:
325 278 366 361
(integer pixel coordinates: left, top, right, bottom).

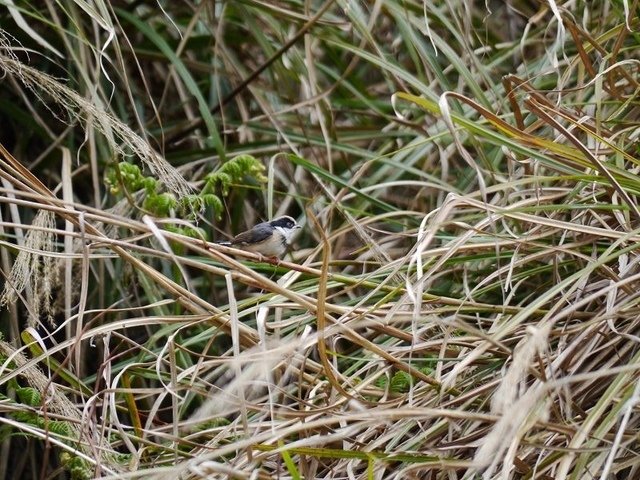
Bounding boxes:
0 2 639 479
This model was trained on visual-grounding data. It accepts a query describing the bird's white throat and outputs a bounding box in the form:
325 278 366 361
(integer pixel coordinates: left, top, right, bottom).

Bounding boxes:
275 225 298 244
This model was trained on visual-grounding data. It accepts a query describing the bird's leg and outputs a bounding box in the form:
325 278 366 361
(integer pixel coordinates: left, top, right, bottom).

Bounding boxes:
253 253 278 265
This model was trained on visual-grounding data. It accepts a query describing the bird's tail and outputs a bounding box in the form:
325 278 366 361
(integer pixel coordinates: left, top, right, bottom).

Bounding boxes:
215 240 233 246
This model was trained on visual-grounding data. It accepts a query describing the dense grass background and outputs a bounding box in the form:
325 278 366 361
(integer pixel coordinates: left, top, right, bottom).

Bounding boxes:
1 1 639 479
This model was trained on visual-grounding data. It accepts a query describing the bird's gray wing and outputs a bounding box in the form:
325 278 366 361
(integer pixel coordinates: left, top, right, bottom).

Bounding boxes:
232 222 272 244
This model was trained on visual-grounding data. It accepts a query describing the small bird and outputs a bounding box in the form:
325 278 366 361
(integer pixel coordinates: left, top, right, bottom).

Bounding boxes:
216 215 302 259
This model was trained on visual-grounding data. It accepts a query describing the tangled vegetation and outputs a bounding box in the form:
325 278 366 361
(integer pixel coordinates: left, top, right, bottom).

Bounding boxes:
0 1 639 479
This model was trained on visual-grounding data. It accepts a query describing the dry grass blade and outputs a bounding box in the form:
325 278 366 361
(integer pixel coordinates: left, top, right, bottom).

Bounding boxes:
1 2 640 479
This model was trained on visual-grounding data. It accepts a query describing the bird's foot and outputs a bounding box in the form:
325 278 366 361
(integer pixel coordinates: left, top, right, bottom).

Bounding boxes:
265 255 280 265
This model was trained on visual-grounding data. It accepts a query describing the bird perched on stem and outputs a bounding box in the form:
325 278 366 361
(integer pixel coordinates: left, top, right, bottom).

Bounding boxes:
216 215 301 260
